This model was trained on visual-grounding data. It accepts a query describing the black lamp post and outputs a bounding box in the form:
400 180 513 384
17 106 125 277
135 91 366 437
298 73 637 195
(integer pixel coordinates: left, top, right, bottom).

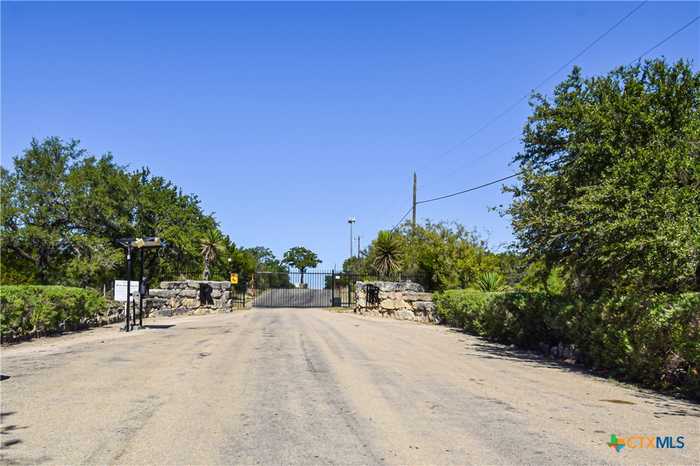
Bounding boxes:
117 237 165 331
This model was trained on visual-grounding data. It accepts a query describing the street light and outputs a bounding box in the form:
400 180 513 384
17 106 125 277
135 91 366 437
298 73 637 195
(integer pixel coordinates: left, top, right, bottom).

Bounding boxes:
116 236 165 331
348 217 356 258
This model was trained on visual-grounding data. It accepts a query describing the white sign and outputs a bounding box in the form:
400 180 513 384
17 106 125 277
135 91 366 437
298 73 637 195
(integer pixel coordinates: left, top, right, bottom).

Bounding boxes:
114 280 140 302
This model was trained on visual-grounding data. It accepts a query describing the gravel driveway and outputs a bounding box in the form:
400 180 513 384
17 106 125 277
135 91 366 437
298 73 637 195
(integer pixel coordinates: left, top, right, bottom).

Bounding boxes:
1 309 698 465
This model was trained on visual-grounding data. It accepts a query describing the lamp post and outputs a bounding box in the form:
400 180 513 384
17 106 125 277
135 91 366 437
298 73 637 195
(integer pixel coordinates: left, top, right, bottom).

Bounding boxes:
348 217 356 258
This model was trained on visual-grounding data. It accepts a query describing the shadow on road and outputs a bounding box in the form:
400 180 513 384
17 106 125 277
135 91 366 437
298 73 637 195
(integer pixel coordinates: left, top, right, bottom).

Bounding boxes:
449 328 700 413
1 411 26 449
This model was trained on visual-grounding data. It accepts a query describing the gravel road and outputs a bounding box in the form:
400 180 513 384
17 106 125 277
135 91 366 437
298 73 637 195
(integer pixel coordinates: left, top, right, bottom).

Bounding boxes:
1 309 698 465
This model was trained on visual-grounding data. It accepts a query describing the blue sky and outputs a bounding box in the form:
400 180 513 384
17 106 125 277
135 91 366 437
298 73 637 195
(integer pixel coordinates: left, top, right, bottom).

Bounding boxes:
2 1 698 269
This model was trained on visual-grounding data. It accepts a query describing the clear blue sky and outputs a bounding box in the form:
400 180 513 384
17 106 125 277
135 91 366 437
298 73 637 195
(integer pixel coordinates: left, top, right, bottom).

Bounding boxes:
2 2 698 269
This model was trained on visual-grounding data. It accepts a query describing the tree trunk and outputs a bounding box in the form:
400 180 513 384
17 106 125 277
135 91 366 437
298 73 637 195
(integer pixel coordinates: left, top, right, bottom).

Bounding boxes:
203 258 210 280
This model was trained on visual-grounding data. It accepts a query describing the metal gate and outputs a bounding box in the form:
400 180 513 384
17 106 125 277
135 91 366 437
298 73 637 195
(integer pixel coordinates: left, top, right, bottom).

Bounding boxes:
251 270 357 308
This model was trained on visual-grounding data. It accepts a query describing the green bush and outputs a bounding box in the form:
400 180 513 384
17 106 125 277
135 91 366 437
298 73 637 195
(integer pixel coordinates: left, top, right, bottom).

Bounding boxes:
0 285 107 341
434 290 576 347
434 289 700 399
433 290 495 334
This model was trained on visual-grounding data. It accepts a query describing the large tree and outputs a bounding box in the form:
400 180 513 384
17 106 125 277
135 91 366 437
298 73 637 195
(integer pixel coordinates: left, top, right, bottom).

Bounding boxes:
0 137 240 288
507 59 700 296
1 138 82 283
282 246 321 284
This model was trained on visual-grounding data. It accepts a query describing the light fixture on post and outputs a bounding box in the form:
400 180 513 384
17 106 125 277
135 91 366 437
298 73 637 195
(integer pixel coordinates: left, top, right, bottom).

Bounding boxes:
116 236 166 331
347 217 356 258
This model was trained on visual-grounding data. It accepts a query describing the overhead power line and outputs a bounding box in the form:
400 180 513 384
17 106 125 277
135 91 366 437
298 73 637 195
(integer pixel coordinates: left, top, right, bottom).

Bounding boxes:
387 7 696 232
630 15 700 64
422 0 648 169
390 206 414 233
415 13 699 208
417 172 522 205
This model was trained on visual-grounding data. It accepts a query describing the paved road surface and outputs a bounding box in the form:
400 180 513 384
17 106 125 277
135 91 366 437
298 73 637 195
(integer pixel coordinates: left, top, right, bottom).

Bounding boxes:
253 289 334 307
1 309 698 465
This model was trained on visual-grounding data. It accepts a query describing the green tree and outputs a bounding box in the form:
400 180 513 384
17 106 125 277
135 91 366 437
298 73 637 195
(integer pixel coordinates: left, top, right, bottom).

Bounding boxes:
507 59 700 296
1 138 82 283
282 246 321 284
342 256 370 275
1 137 261 290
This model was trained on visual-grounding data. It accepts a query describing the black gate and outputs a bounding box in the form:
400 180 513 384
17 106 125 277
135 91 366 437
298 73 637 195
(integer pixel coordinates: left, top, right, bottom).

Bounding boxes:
251 270 358 308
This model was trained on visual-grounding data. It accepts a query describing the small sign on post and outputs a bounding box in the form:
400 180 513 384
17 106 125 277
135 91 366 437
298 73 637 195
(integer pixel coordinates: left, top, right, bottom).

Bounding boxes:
230 272 238 285
114 280 140 302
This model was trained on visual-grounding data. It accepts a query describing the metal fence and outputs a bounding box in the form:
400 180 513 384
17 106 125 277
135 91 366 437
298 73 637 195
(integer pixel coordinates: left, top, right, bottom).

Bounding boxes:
248 269 429 308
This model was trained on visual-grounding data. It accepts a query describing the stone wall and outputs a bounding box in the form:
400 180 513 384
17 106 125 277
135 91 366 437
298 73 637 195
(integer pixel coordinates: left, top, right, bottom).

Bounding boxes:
354 281 436 322
144 280 235 317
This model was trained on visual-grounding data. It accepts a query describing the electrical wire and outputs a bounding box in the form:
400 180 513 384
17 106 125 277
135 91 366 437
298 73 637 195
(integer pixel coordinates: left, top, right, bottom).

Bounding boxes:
414 13 699 208
389 206 414 233
630 15 699 64
417 172 522 205
421 0 648 169
388 8 698 229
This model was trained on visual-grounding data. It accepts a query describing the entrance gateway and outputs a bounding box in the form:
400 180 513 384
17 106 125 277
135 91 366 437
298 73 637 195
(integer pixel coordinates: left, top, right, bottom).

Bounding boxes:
250 270 360 308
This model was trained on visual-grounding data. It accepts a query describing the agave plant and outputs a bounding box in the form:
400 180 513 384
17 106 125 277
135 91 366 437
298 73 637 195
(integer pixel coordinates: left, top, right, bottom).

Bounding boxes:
372 231 404 277
476 271 506 292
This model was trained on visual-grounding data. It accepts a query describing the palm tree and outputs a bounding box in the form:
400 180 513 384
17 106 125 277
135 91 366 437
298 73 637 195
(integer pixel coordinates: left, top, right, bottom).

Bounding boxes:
372 231 404 277
200 230 226 280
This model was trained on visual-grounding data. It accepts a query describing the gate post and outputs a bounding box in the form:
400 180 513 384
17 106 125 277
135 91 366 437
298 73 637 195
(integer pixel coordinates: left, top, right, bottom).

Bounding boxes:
331 269 335 306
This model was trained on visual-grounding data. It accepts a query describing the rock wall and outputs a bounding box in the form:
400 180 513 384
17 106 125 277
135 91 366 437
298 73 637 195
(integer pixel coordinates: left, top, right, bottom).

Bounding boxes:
144 280 235 317
354 281 436 322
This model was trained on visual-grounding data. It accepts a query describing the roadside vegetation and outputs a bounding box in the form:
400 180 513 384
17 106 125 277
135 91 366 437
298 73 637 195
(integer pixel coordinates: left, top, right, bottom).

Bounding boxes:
0 138 295 338
0 286 108 341
355 59 700 399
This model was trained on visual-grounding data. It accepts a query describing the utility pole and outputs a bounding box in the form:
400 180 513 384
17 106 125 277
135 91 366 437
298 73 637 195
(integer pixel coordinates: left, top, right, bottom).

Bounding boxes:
357 236 360 258
412 171 417 231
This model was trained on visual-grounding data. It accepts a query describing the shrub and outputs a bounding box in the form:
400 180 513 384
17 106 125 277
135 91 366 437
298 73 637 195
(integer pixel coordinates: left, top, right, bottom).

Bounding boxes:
0 285 107 341
433 289 700 399
434 290 496 335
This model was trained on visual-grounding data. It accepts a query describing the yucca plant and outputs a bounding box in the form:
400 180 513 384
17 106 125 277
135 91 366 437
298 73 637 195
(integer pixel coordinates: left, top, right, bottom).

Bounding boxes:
372 231 404 277
200 230 226 280
476 271 506 292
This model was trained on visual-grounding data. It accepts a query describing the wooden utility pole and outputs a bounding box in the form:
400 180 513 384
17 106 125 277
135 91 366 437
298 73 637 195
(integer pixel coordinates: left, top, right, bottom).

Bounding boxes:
412 171 417 231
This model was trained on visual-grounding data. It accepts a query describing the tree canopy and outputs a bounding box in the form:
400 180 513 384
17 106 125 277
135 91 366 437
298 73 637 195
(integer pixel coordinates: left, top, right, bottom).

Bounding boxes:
506 59 700 296
0 137 261 288
282 246 321 284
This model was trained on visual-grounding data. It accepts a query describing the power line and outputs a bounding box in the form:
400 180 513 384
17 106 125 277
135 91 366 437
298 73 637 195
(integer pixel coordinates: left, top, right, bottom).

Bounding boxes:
390 206 414 233
414 13 699 209
421 0 648 170
390 8 696 230
630 15 700 64
417 172 522 205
